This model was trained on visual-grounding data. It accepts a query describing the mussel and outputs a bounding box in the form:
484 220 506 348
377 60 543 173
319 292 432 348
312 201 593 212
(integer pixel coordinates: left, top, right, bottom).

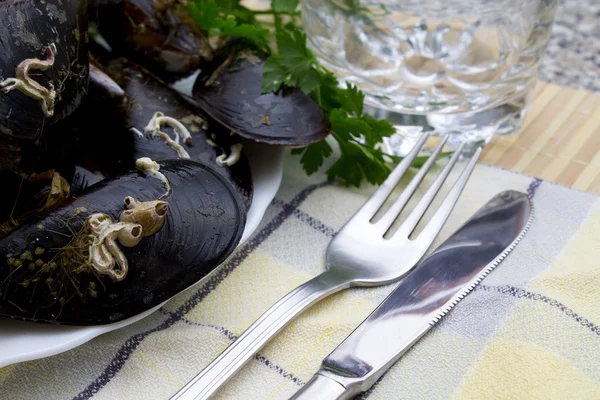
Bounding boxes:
0 0 89 140
91 0 212 82
70 165 108 194
0 159 246 325
192 41 330 146
0 0 89 176
0 172 62 232
78 58 253 207
0 160 108 239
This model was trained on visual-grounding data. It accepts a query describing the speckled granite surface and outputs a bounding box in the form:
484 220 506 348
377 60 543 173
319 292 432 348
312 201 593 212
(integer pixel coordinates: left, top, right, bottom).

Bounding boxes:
541 0 600 92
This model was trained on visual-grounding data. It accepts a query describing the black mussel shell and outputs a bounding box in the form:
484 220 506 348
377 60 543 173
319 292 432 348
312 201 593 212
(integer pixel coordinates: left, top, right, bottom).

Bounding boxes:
192 42 330 146
0 135 47 175
70 165 107 195
0 0 89 141
91 0 212 82
0 159 246 325
79 59 253 207
0 173 55 229
0 110 85 176
0 148 107 231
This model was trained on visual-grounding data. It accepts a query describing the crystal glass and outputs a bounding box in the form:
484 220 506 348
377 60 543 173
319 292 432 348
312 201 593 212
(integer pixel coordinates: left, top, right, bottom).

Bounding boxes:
301 0 558 151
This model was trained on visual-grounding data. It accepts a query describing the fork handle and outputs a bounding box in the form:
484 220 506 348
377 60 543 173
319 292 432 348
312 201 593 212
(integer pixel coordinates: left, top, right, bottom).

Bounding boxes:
171 270 353 400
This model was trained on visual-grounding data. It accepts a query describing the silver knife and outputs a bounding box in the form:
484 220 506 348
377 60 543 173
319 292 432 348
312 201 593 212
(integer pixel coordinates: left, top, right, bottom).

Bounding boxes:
290 190 533 400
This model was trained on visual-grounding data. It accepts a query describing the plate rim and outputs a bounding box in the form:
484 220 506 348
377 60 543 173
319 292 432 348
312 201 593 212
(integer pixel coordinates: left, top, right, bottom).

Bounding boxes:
0 141 283 368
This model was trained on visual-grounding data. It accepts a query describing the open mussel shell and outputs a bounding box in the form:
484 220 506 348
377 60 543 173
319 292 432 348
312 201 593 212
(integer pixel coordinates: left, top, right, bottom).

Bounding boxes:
80 58 253 207
90 0 212 82
0 159 246 325
192 42 330 146
0 0 89 141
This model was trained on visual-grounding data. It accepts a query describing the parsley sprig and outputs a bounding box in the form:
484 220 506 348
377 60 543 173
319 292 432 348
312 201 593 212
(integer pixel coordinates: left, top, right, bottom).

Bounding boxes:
187 0 400 186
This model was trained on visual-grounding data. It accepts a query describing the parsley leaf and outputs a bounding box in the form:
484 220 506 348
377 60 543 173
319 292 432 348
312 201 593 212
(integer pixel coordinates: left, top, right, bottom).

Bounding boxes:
261 58 288 92
329 109 371 141
335 82 365 116
314 71 343 111
327 135 390 186
186 0 221 30
186 0 269 51
362 114 396 147
186 1 410 186
297 140 333 174
271 0 299 14
257 28 397 185
218 18 270 50
260 30 322 94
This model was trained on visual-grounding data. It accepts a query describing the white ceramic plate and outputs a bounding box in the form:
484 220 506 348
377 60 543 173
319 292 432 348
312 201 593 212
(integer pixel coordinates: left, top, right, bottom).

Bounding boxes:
0 140 283 368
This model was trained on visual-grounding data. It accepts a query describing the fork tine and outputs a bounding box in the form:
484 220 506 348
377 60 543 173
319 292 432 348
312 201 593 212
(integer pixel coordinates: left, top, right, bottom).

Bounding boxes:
373 134 450 231
353 132 431 220
394 141 467 238
414 146 483 243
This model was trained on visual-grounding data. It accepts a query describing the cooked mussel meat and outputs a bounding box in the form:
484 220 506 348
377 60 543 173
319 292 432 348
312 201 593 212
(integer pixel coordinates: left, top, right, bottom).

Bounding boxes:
0 159 246 325
90 0 212 82
80 58 252 206
193 41 330 146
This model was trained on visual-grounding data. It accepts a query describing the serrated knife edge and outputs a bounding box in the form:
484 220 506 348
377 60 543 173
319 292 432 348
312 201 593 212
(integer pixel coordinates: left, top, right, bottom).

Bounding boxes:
429 200 533 325
290 191 533 400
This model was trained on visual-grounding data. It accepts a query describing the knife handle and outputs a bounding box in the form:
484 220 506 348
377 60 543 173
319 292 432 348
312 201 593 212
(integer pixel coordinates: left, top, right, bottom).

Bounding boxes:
290 374 354 400
171 270 352 400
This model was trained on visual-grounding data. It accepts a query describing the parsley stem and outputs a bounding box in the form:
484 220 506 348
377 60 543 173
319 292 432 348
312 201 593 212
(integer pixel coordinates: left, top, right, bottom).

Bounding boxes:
252 10 301 16
349 139 397 160
315 86 322 106
331 131 344 144
274 13 282 30
350 139 454 165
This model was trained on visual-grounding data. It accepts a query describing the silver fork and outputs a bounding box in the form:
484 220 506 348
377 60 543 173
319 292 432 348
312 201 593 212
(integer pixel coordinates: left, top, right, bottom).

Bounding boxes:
172 134 482 400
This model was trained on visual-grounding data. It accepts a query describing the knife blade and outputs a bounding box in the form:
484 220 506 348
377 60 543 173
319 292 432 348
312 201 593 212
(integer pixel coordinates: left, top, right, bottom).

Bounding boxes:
290 190 533 400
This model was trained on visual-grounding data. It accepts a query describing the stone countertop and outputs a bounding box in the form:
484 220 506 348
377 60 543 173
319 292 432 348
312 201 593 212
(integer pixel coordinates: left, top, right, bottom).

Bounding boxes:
541 0 600 92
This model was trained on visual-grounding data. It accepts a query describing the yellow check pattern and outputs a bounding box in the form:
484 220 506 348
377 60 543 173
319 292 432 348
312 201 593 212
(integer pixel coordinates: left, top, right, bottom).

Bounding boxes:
0 155 598 400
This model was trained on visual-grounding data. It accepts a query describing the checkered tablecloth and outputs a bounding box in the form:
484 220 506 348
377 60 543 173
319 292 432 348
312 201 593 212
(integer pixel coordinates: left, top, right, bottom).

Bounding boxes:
1 151 599 399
